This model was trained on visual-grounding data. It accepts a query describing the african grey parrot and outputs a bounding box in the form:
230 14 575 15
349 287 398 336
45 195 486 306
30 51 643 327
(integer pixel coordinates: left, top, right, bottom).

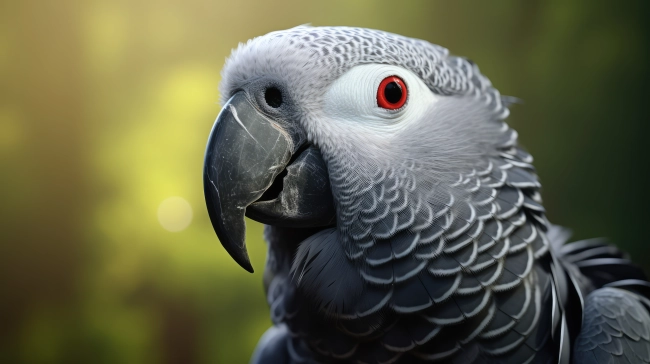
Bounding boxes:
202 26 650 363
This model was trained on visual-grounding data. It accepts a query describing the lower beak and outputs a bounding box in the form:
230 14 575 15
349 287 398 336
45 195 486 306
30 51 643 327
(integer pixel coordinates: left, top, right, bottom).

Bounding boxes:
203 92 335 273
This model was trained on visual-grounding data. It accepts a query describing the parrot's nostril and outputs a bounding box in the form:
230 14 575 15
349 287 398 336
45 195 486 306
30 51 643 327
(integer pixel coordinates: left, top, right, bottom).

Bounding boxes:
264 87 283 108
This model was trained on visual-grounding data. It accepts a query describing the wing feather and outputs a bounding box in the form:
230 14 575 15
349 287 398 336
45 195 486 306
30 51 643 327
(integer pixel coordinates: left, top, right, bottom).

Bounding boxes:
574 287 650 363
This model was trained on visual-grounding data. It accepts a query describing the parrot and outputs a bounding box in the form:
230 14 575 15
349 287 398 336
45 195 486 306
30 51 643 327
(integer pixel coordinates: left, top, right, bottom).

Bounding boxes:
202 25 650 363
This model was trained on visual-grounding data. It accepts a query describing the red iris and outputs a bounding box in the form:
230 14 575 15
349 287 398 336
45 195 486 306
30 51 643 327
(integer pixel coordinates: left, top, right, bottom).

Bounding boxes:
377 76 407 110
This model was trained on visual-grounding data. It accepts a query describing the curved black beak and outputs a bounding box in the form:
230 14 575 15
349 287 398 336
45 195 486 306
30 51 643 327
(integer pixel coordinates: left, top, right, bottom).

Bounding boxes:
203 92 335 273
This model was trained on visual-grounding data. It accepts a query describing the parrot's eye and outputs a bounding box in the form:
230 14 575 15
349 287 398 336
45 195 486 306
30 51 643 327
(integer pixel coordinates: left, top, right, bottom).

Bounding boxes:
264 87 283 108
377 76 407 110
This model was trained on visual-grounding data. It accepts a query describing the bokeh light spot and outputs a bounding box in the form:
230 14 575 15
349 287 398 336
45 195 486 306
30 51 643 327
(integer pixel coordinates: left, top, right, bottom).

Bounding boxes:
157 196 193 232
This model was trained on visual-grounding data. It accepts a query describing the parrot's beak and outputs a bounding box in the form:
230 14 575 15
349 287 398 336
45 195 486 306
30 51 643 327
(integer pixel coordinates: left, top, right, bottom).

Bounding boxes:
203 92 335 273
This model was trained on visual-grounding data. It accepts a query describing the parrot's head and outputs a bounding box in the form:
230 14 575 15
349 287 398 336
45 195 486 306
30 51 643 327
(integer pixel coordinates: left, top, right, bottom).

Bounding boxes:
204 26 522 273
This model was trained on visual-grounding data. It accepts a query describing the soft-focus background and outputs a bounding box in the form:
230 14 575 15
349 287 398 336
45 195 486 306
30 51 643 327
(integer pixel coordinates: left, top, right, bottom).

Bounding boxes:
1 1 649 363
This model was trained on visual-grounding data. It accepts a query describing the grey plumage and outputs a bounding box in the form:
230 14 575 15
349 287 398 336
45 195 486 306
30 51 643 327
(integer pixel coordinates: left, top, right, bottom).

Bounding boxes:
574 287 650 363
206 25 650 364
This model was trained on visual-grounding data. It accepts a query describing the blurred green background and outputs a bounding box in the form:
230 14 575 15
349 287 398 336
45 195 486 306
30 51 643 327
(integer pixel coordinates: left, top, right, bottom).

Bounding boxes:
1 0 649 363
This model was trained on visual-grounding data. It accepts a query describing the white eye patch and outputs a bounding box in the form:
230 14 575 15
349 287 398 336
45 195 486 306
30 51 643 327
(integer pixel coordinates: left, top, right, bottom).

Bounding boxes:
322 64 438 132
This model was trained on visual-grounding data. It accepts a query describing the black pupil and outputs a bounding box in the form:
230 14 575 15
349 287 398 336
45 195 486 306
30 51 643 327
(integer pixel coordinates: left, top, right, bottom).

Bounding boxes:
265 87 283 108
384 82 402 104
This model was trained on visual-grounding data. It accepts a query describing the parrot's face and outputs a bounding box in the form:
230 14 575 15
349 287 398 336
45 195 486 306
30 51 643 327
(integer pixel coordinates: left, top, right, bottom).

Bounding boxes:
204 26 513 272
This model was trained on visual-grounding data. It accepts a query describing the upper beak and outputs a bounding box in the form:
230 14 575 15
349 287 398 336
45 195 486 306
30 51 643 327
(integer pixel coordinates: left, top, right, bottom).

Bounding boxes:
203 92 335 273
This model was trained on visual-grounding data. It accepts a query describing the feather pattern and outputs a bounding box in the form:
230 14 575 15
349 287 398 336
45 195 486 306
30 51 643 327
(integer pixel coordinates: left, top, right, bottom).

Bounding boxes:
258 117 557 363
573 288 650 363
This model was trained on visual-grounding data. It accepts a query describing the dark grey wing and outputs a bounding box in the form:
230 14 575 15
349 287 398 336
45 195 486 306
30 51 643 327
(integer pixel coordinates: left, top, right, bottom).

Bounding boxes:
549 225 650 364
250 325 290 364
250 324 320 364
573 287 650 363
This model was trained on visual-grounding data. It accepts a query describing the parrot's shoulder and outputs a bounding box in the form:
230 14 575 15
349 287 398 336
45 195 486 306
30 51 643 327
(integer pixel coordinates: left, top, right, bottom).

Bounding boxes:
546 225 650 363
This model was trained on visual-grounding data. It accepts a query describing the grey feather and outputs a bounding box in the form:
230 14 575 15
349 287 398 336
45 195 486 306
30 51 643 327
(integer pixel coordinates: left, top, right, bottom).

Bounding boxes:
290 228 363 315
250 325 291 364
573 288 650 363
